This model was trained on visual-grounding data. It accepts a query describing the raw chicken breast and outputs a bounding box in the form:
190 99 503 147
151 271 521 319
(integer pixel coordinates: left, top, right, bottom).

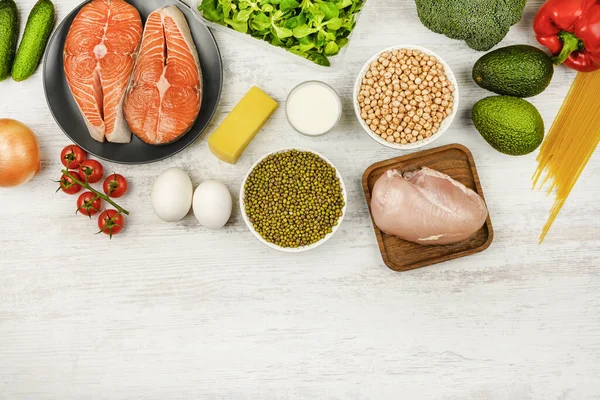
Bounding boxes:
370 167 488 245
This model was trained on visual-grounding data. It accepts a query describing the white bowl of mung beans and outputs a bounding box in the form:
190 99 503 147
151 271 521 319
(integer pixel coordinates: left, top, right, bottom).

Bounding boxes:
240 148 347 253
353 45 459 150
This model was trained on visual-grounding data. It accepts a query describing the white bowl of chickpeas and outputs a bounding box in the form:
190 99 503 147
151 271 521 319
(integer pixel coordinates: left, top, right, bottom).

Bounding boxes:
354 45 459 149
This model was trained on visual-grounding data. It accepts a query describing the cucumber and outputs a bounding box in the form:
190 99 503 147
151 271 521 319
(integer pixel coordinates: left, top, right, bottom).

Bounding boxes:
11 0 55 82
0 0 18 81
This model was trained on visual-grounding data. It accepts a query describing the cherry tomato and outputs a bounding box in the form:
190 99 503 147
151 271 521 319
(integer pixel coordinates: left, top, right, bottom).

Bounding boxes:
59 172 82 195
60 145 87 169
79 159 104 184
97 209 124 238
77 191 103 217
103 173 128 198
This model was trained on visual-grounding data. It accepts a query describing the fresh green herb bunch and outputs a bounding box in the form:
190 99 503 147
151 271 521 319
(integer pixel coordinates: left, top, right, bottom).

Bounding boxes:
198 0 366 66
244 150 345 248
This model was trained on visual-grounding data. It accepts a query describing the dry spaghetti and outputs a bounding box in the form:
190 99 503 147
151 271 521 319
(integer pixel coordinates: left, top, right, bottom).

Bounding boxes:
533 70 600 242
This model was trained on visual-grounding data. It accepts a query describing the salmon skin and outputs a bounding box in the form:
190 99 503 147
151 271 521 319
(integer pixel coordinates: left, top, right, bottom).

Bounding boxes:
124 6 203 145
64 0 142 143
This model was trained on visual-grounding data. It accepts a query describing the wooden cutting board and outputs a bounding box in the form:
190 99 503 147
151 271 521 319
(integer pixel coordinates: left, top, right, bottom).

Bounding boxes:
362 143 494 272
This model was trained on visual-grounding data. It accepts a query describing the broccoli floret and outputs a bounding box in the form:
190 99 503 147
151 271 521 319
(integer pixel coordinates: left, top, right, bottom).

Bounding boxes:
415 0 527 51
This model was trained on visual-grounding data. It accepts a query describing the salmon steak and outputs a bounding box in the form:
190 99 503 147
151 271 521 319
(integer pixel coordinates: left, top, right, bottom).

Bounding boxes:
64 0 142 143
124 6 202 145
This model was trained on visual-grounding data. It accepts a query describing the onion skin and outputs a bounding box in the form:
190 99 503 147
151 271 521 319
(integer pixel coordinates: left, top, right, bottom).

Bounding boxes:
0 119 41 187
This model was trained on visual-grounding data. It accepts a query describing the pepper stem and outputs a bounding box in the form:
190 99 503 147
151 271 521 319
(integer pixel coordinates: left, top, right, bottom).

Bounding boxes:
552 31 584 66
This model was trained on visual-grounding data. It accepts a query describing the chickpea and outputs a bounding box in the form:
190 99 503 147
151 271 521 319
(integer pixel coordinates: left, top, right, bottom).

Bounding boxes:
358 48 454 144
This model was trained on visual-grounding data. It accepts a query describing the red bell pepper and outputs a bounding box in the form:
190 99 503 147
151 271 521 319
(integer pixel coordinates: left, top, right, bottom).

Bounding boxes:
533 0 600 72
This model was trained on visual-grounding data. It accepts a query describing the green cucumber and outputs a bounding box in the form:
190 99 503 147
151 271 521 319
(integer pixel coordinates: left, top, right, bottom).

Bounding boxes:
11 0 55 82
0 0 18 81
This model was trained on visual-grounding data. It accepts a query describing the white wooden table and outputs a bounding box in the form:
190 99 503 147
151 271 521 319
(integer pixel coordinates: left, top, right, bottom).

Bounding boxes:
1 0 599 398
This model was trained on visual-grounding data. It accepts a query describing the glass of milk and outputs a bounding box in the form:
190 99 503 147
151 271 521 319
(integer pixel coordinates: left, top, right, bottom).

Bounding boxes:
285 81 342 136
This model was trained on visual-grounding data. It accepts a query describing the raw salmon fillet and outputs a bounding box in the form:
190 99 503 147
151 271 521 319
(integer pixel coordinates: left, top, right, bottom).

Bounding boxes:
124 6 202 145
64 0 142 143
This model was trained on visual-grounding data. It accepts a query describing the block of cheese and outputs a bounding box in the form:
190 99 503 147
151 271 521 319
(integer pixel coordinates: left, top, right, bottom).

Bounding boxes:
208 86 278 164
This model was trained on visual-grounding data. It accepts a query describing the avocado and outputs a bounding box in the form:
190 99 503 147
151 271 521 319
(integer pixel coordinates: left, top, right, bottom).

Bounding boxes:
472 96 544 156
11 0 55 82
0 0 18 81
473 45 554 98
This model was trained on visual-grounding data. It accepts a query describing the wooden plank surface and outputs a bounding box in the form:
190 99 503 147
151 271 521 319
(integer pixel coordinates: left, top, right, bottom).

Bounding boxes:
1 0 599 398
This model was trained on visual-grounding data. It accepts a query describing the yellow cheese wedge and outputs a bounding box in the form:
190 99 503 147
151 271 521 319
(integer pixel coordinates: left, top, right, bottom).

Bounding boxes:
208 86 278 164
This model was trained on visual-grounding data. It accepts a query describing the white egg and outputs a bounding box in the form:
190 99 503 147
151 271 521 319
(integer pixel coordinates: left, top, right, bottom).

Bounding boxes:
151 168 193 222
193 180 232 230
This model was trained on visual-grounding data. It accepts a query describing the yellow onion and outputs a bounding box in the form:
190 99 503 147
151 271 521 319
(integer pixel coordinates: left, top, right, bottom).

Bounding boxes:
0 119 41 187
